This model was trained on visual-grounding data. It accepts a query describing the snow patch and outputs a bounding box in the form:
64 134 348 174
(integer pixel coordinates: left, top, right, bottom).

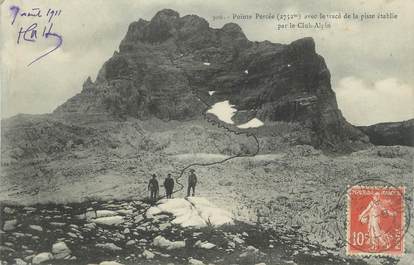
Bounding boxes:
206 100 236 124
146 206 162 218
173 153 229 160
148 198 233 228
187 197 233 226
249 154 284 161
208 91 215 96
237 118 264 129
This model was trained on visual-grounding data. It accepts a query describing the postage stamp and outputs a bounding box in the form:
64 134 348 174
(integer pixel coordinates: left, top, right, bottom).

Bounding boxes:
347 186 405 256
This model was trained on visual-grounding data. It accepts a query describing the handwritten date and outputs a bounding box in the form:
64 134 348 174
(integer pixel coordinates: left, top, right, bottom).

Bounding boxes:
9 5 63 66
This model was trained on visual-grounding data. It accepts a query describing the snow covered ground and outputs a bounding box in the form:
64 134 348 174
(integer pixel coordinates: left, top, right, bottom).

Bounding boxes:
206 100 263 129
206 100 237 124
172 153 229 160
237 118 264 129
147 197 233 228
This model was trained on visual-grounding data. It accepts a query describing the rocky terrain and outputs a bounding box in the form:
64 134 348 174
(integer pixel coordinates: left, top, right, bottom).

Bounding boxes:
0 197 383 265
359 119 414 147
1 142 413 265
1 8 413 265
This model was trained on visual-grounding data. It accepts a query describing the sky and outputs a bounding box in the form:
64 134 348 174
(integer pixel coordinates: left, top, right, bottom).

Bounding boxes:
1 0 413 126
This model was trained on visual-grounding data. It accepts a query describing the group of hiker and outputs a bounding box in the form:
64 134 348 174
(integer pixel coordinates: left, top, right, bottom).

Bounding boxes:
147 169 197 201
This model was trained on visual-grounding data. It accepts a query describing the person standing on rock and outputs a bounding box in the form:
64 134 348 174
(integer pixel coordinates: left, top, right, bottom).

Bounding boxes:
148 174 159 201
187 169 197 197
163 173 174 199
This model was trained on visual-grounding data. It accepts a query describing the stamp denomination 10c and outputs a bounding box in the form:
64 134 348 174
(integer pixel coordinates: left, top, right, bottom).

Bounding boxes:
347 186 404 256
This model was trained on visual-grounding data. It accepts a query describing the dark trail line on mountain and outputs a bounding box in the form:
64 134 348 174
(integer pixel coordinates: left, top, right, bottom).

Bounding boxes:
12 51 261 220
132 53 261 215
165 52 261 199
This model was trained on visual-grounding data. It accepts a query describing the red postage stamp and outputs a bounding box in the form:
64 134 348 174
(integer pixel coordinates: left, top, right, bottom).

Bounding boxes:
347 186 405 256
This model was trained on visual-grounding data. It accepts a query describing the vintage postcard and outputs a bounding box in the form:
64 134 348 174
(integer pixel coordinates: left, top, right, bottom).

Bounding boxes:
0 1 413 265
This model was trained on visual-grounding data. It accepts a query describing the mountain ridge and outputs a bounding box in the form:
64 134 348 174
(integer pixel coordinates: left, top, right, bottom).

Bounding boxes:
358 119 414 147
52 9 369 152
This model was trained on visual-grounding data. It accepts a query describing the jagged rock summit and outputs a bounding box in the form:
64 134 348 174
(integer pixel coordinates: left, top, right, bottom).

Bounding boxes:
53 9 368 151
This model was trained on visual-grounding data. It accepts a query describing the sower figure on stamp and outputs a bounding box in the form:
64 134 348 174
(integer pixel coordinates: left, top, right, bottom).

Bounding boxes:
148 174 159 202
359 192 396 250
163 173 174 199
187 169 197 197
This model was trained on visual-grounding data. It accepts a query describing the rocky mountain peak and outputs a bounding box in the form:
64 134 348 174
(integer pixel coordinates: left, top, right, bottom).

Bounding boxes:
119 9 249 50
54 9 370 151
221 22 245 36
152 8 180 20
289 37 316 55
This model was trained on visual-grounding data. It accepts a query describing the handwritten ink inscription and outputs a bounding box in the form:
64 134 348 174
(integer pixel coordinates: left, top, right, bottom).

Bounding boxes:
9 5 63 66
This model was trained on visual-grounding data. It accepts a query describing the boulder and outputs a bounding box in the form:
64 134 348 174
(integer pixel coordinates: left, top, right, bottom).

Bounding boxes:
67 232 77 238
195 240 216 249
0 246 16 253
14 258 27 265
50 222 66 227
29 225 43 232
116 209 133 215
96 210 118 218
159 222 172 231
3 207 15 214
3 219 18 231
84 223 96 229
134 215 144 223
52 242 71 259
96 243 122 252
85 210 97 219
188 258 204 265
233 236 245 244
239 245 264 264
92 216 124 226
32 252 53 264
99 261 124 265
142 249 155 259
153 235 185 250
126 240 135 246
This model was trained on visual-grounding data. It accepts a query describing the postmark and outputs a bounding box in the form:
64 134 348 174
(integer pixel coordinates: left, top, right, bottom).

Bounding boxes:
347 185 405 256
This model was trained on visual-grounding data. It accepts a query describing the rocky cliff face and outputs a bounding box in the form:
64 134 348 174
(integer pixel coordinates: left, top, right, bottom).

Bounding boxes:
358 119 414 147
54 9 368 151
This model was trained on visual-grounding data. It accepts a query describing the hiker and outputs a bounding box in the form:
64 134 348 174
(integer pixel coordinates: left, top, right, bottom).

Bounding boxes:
148 174 159 201
163 173 175 199
187 169 197 197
